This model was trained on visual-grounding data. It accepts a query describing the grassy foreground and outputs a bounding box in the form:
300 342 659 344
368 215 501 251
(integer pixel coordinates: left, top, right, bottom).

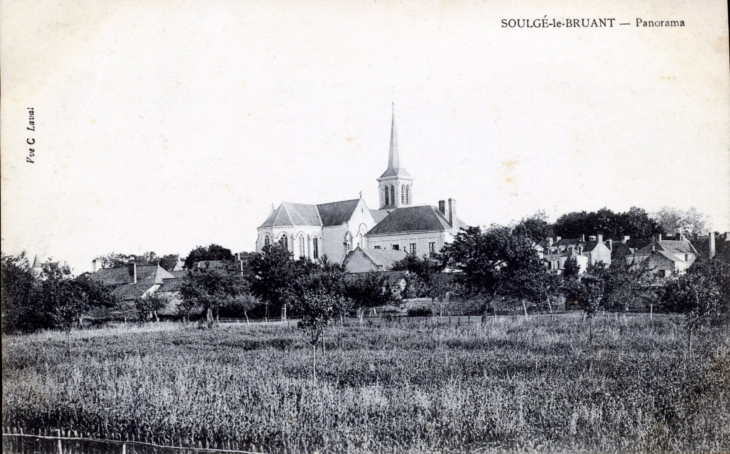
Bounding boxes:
2 315 729 453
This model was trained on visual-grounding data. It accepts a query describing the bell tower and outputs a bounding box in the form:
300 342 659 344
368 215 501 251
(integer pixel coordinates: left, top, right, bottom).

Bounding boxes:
377 104 414 209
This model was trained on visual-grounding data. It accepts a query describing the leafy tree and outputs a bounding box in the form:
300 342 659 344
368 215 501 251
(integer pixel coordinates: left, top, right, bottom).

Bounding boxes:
223 293 262 323
506 266 563 317
586 260 656 313
1 253 43 334
135 293 168 323
441 225 544 318
345 272 398 324
662 266 725 359
653 206 708 236
249 243 318 320
554 206 664 240
563 256 581 279
178 262 249 327
513 210 554 243
617 207 664 239
392 254 451 314
158 254 180 271
183 244 234 270
562 274 605 341
294 287 342 381
288 261 351 380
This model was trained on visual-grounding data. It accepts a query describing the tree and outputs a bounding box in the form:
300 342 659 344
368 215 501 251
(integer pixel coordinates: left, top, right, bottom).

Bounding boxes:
618 207 664 239
506 266 563 317
513 210 554 244
662 271 723 359
1 253 45 334
289 261 351 380
392 254 451 315
586 260 656 313
135 293 168 323
441 225 545 318
249 243 318 321
158 254 180 271
224 293 262 323
654 206 708 236
562 274 605 341
178 262 249 327
563 256 581 279
345 272 398 324
183 244 234 270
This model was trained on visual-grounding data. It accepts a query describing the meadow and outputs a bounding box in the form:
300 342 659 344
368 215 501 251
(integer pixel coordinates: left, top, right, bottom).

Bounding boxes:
2 314 729 453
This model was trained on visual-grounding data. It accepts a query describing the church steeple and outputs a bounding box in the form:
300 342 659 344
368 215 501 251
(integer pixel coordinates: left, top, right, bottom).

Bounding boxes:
377 104 414 209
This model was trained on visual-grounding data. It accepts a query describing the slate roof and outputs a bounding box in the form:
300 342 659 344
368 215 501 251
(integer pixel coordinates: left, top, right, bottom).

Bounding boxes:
159 277 183 292
317 199 360 226
91 265 174 287
343 247 407 272
635 239 698 257
366 205 464 236
370 209 391 223
259 199 362 228
111 282 156 301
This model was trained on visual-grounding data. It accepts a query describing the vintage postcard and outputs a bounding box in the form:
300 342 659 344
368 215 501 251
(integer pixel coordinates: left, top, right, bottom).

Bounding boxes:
1 0 729 453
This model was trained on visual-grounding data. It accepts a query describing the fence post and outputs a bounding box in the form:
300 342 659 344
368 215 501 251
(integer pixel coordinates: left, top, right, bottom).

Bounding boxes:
57 438 63 454
122 443 126 454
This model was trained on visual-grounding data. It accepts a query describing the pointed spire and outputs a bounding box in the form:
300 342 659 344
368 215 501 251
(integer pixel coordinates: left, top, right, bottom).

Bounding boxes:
388 102 400 171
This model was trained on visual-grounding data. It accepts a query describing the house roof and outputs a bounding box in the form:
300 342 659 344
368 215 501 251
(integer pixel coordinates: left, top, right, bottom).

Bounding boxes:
159 277 183 293
91 265 174 286
370 209 391 223
635 239 698 257
111 282 156 301
259 199 363 228
317 199 360 226
366 205 465 236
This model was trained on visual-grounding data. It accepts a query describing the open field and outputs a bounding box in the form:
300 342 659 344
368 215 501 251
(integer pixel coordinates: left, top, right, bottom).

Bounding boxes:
3 315 729 453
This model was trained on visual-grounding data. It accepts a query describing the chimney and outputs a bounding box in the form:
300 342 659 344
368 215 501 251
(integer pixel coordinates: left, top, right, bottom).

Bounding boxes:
597 234 603 244
622 235 630 244
92 259 98 272
556 236 561 242
580 234 585 242
548 237 553 247
655 233 662 242
129 262 137 283
438 200 446 215
709 231 716 259
607 239 612 251
448 198 457 228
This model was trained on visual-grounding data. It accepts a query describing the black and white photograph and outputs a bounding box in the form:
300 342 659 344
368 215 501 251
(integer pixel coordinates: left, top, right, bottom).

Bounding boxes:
2 0 729 452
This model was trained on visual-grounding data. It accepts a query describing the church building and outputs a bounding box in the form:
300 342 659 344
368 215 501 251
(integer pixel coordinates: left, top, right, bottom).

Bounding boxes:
255 107 466 264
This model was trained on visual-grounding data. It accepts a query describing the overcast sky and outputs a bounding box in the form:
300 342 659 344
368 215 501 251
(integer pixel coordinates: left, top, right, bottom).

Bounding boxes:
2 0 728 273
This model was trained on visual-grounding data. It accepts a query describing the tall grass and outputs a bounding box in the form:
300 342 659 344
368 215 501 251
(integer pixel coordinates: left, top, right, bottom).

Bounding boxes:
2 315 729 453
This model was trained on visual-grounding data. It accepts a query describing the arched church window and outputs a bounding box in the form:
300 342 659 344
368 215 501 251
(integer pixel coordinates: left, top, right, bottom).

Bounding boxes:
280 235 288 249
313 237 319 260
298 235 306 259
390 185 395 205
401 185 405 204
264 236 270 247
384 186 389 206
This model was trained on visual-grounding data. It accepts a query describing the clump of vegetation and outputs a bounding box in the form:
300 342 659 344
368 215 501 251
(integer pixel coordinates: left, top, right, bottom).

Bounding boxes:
3 316 729 453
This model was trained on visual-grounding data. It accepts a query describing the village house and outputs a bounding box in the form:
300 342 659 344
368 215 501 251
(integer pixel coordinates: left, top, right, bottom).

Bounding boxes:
537 234 612 273
90 262 175 303
343 247 407 273
629 234 699 276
